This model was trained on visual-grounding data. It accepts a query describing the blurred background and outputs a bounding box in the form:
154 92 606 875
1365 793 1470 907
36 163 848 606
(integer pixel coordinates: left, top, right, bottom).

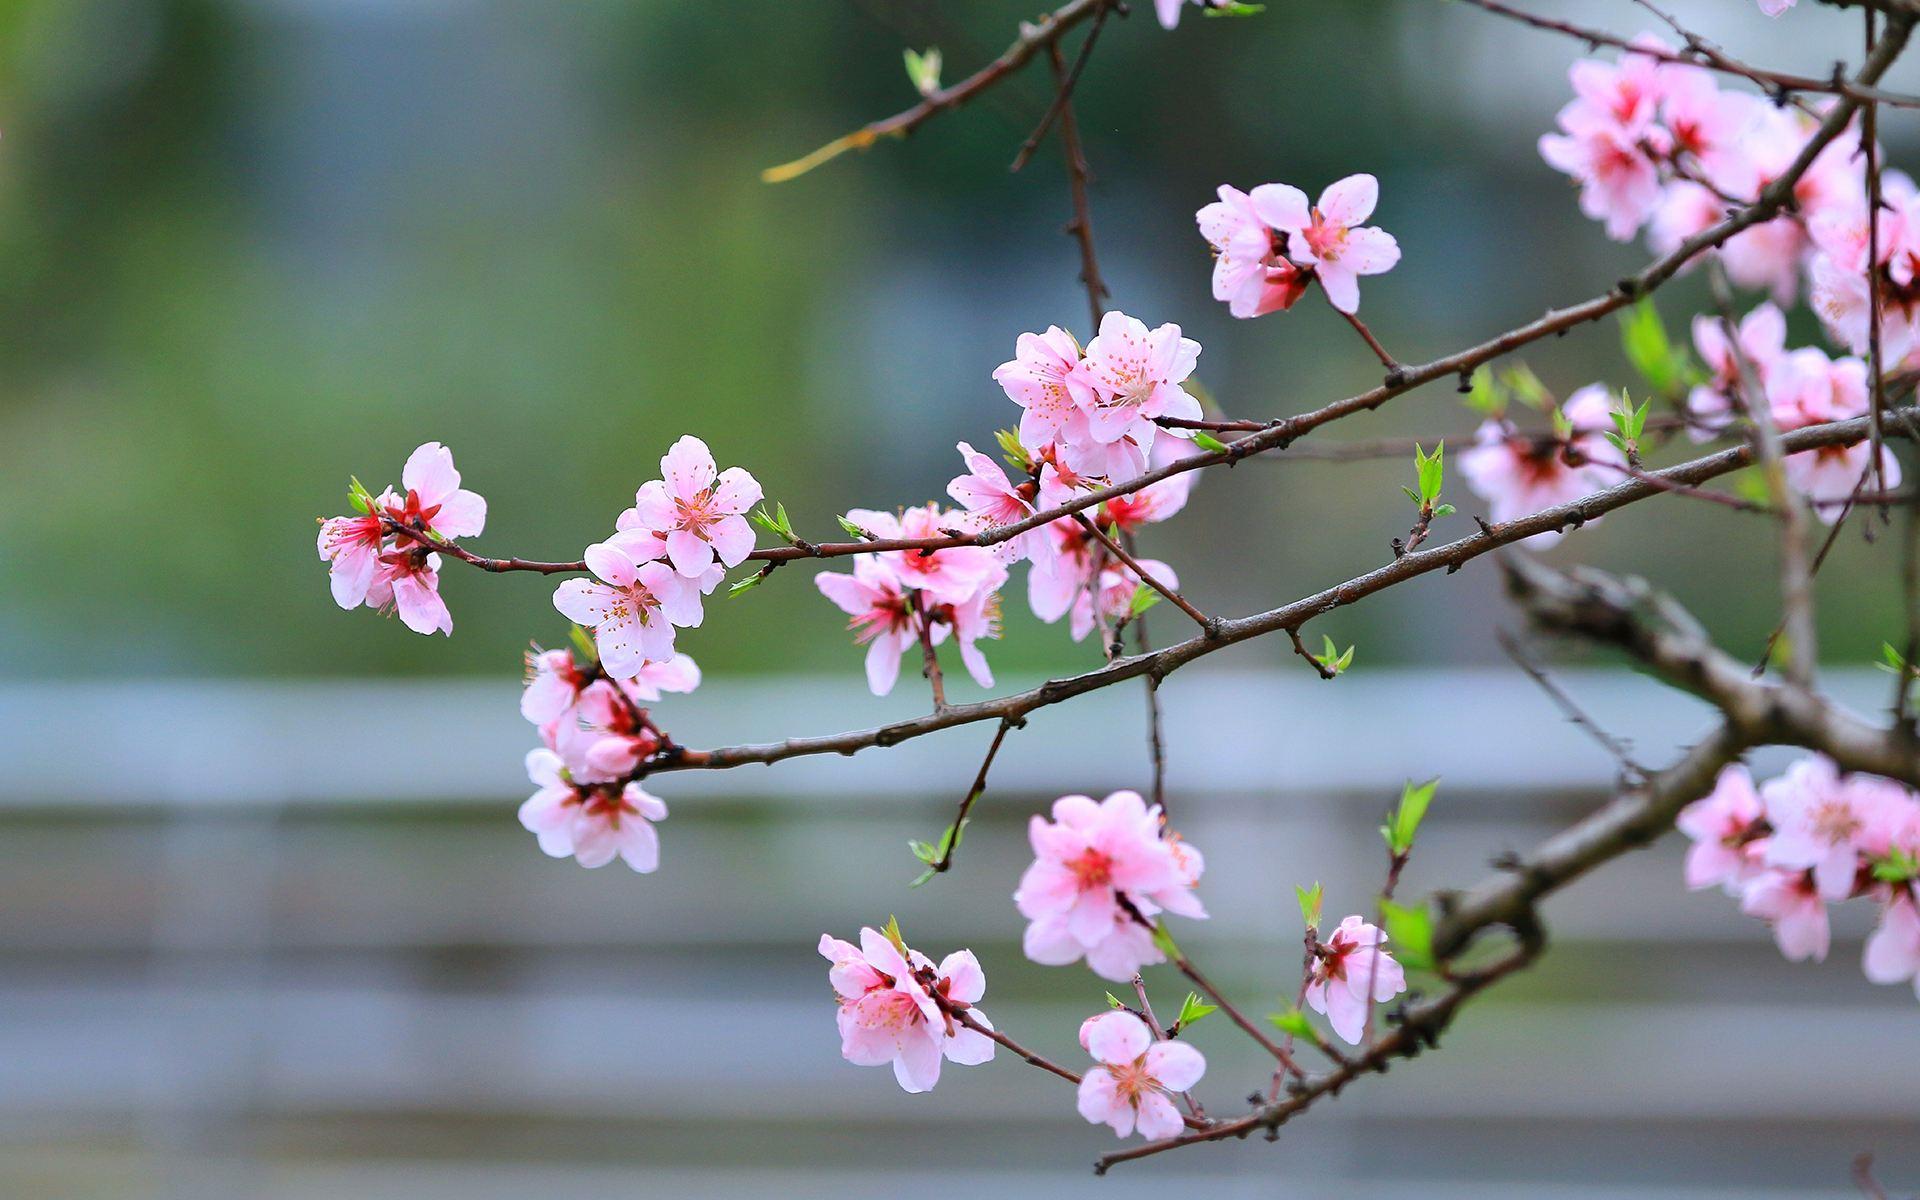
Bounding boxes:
1 0 1916 1196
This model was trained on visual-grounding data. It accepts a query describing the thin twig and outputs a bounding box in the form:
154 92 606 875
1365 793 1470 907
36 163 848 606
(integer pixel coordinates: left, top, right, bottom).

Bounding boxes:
1497 628 1646 780
1047 38 1110 332
926 718 1016 874
1010 0 1113 172
1073 513 1211 630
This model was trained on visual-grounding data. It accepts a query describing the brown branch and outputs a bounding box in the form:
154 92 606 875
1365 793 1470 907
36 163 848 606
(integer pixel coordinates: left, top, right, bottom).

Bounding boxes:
761 0 1108 183
1073 514 1211 630
1339 308 1401 374
1047 39 1109 332
649 410 1920 778
1286 626 1339 680
917 613 949 712
1496 629 1646 780
1010 0 1113 173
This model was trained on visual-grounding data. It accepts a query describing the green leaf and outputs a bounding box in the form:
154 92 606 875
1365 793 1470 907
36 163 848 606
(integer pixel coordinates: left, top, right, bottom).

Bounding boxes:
1382 777 1438 857
908 839 937 864
1267 1007 1316 1039
881 914 907 954
1871 846 1919 883
1464 366 1506 417
750 504 792 539
1105 991 1126 1009
727 571 766 598
1433 503 1456 518
838 515 873 540
994 428 1032 471
1879 642 1910 674
1203 1 1266 15
1295 881 1324 929
1618 299 1692 396
567 624 599 665
908 867 936 888
902 46 942 96
1149 923 1181 959
1379 899 1435 972
1128 584 1162 618
1412 441 1445 506
1503 364 1551 411
1192 431 1230 454
1174 991 1218 1028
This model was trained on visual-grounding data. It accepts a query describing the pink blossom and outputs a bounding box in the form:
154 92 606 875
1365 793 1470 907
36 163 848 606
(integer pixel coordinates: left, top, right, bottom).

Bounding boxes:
1659 69 1763 199
1153 0 1199 29
624 435 762 578
522 647 591 725
1761 756 1868 900
552 541 713 678
1248 175 1401 313
994 326 1098 456
1566 43 1666 135
1758 0 1795 15
815 555 921 696
1812 252 1920 367
1676 763 1766 894
1540 116 1663 243
818 927 995 1093
939 583 1002 689
518 748 667 872
1457 384 1624 547
1688 303 1786 439
947 441 1050 562
1195 184 1311 319
1028 519 1099 625
621 652 701 702
1864 889 1920 999
1100 433 1201 532
554 679 662 781
845 504 1008 607
394 442 488 542
1303 915 1408 1045
317 511 387 609
365 549 453 636
1071 312 1204 449
1075 1011 1204 1140
1069 557 1179 644
1015 791 1206 981
1740 868 1829 961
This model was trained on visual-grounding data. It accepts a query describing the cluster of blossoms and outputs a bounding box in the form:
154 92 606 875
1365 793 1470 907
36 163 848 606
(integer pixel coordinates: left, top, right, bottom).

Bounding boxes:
1680 756 1920 999
1538 33 1920 373
1014 790 1206 980
1457 383 1626 549
1196 174 1401 318
316 442 488 635
818 925 996 1093
1685 301 1903 515
815 311 1202 694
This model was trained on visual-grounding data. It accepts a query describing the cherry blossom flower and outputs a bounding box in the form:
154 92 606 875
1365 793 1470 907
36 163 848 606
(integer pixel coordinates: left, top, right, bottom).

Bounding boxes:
1687 302 1786 438
1070 557 1179 644
816 555 925 696
1248 175 1401 313
1100 432 1201 532
1196 184 1311 319
624 435 762 578
994 326 1098 456
366 549 453 636
553 540 712 678
845 504 1008 607
1028 519 1099 625
1070 312 1204 453
1740 868 1829 961
1762 755 1874 899
1303 914 1408 1045
1154 0 1199 29
621 652 701 702
1457 384 1624 547
939 583 1002 689
1658 67 1762 200
1812 249 1920 368
1540 114 1663 243
1015 790 1206 981
818 926 995 1093
518 748 667 872
392 442 488 542
522 647 591 725
554 679 662 781
947 441 1051 561
317 511 387 609
1676 763 1767 894
1075 1011 1205 1140
1864 888 1920 999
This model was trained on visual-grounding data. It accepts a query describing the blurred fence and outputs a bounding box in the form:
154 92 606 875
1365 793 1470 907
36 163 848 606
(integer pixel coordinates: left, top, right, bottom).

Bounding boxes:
0 667 1914 1199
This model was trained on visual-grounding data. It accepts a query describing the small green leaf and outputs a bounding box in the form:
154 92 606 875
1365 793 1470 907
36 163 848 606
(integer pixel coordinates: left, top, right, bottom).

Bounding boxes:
1503 364 1551 411
1464 366 1506 417
727 571 766 597
908 839 937 864
1379 899 1435 972
881 914 907 954
902 46 942 96
1295 881 1324 929
568 624 599 664
838 515 873 540
1105 991 1126 1009
908 867 936 888
1267 1007 1316 1039
1174 991 1218 1028
1871 846 1919 883
1202 1 1266 15
1618 300 1693 396
1433 503 1456 518
994 428 1032 471
1382 777 1439 857
1149 923 1181 959
1192 431 1230 454
750 504 792 539
1128 584 1162 618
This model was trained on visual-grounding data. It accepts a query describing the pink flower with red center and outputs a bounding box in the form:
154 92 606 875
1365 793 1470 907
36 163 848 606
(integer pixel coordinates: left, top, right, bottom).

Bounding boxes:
522 646 592 726
624 435 763 578
1740 868 1829 961
818 926 995 1094
1075 1011 1204 1140
1071 311 1204 449
1659 68 1763 199
1304 914 1408 1045
816 555 925 696
931 583 1002 689
554 679 662 782
1196 184 1312 319
1015 790 1206 981
1248 175 1401 313
1540 117 1664 243
1567 41 1666 135
365 548 453 636
1677 763 1767 894
317 510 388 609
1687 302 1786 439
946 441 1055 562
1027 519 1099 625
1457 384 1625 547
518 748 667 872
552 540 713 678
1069 557 1179 644
1812 252 1920 368
388 441 489 545
846 504 1008 607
